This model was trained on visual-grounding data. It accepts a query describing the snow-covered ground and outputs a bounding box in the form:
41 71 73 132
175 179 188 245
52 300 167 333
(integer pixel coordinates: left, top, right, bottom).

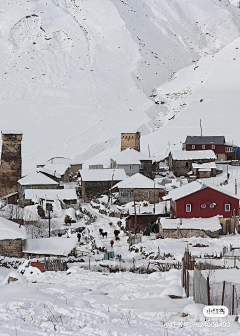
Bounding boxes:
1 1 240 172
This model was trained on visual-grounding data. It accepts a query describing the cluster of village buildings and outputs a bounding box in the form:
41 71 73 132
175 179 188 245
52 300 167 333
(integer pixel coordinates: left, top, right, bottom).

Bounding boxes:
0 130 240 260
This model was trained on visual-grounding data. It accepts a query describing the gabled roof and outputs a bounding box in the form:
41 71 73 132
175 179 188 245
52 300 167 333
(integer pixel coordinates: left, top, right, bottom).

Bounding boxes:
185 136 225 145
112 173 162 189
39 163 70 178
111 148 151 165
192 162 216 169
18 172 58 186
80 169 127 182
171 150 216 160
0 217 27 240
163 180 240 201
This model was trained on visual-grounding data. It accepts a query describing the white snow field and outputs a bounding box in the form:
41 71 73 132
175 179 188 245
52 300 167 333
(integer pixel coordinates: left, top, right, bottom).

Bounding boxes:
1 1 240 172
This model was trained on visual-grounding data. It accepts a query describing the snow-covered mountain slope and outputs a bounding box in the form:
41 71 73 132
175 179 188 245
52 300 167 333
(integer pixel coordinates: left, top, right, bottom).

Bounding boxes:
1 0 240 172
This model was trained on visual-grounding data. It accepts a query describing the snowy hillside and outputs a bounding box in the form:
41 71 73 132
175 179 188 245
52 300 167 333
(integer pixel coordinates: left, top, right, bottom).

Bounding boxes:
1 0 240 172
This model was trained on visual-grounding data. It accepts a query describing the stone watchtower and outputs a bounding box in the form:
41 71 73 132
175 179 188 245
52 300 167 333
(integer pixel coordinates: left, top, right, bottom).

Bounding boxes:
121 132 141 152
0 131 22 197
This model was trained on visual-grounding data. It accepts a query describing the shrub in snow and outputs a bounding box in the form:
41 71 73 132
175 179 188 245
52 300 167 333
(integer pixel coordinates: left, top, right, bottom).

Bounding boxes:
2 271 27 285
182 303 204 317
160 284 185 299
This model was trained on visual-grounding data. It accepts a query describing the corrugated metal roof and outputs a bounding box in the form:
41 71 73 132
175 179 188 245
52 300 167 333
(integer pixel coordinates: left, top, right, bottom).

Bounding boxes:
185 136 225 145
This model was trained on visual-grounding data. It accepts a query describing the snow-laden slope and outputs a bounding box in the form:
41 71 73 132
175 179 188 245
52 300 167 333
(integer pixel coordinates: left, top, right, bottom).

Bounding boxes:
1 0 240 172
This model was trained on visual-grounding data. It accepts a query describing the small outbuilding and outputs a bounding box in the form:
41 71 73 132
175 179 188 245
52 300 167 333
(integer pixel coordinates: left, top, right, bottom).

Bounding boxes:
22 236 77 258
158 216 221 239
0 217 27 258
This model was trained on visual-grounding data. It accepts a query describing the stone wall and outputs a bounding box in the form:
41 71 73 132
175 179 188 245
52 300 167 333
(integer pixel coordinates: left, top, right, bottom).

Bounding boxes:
82 180 122 202
133 188 163 204
160 228 219 239
0 238 23 258
0 133 22 197
140 160 153 178
172 158 215 177
121 132 140 152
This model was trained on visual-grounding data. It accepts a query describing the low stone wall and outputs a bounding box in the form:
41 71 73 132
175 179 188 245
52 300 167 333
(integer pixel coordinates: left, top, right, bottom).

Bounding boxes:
161 228 219 239
0 239 23 258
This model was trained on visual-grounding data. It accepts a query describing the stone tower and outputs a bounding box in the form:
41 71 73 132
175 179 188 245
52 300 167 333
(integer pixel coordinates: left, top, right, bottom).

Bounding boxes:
0 131 22 197
121 132 141 152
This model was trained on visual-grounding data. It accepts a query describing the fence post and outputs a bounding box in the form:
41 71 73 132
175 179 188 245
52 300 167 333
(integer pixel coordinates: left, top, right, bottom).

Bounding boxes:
221 281 225 306
234 256 236 268
186 271 189 297
207 277 211 305
232 285 235 315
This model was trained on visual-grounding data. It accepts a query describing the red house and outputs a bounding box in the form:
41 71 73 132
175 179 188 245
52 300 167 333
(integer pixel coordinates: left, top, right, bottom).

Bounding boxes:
163 181 240 218
183 136 236 161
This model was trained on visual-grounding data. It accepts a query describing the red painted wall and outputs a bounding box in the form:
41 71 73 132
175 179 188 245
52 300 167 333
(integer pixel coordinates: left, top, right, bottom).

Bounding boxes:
174 187 239 218
185 144 235 155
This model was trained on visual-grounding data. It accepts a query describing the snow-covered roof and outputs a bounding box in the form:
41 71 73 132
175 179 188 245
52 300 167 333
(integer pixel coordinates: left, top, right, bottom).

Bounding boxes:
160 216 221 232
171 150 216 160
23 237 77 256
18 172 59 186
111 148 151 165
0 217 27 240
192 162 216 169
163 180 240 201
1 130 23 135
80 169 127 182
25 189 77 202
112 173 163 189
39 164 70 178
46 157 82 165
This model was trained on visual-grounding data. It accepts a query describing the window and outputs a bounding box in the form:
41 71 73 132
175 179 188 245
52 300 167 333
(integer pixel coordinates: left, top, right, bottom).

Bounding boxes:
209 204 215 208
212 145 215 149
186 204 192 212
202 145 205 149
192 145 195 149
144 191 149 199
225 204 231 212
140 163 143 169
186 162 189 168
129 165 132 170
226 147 234 152
201 204 206 208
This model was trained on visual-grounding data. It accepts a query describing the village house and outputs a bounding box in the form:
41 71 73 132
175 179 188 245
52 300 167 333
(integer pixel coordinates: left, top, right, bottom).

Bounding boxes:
158 216 221 239
18 172 59 206
0 217 27 258
24 189 77 207
37 157 82 182
112 173 166 204
163 180 240 233
110 148 153 177
22 236 77 258
80 169 127 202
169 150 216 177
191 162 218 178
183 136 237 161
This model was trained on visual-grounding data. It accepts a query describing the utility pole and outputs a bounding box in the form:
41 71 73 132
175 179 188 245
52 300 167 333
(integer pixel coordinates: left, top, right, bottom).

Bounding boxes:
46 203 53 238
110 170 115 205
153 182 156 214
134 196 137 235
200 119 203 136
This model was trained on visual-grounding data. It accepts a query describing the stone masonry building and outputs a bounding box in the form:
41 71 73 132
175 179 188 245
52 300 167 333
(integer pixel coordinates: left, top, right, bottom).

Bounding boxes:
0 131 22 197
121 132 140 152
